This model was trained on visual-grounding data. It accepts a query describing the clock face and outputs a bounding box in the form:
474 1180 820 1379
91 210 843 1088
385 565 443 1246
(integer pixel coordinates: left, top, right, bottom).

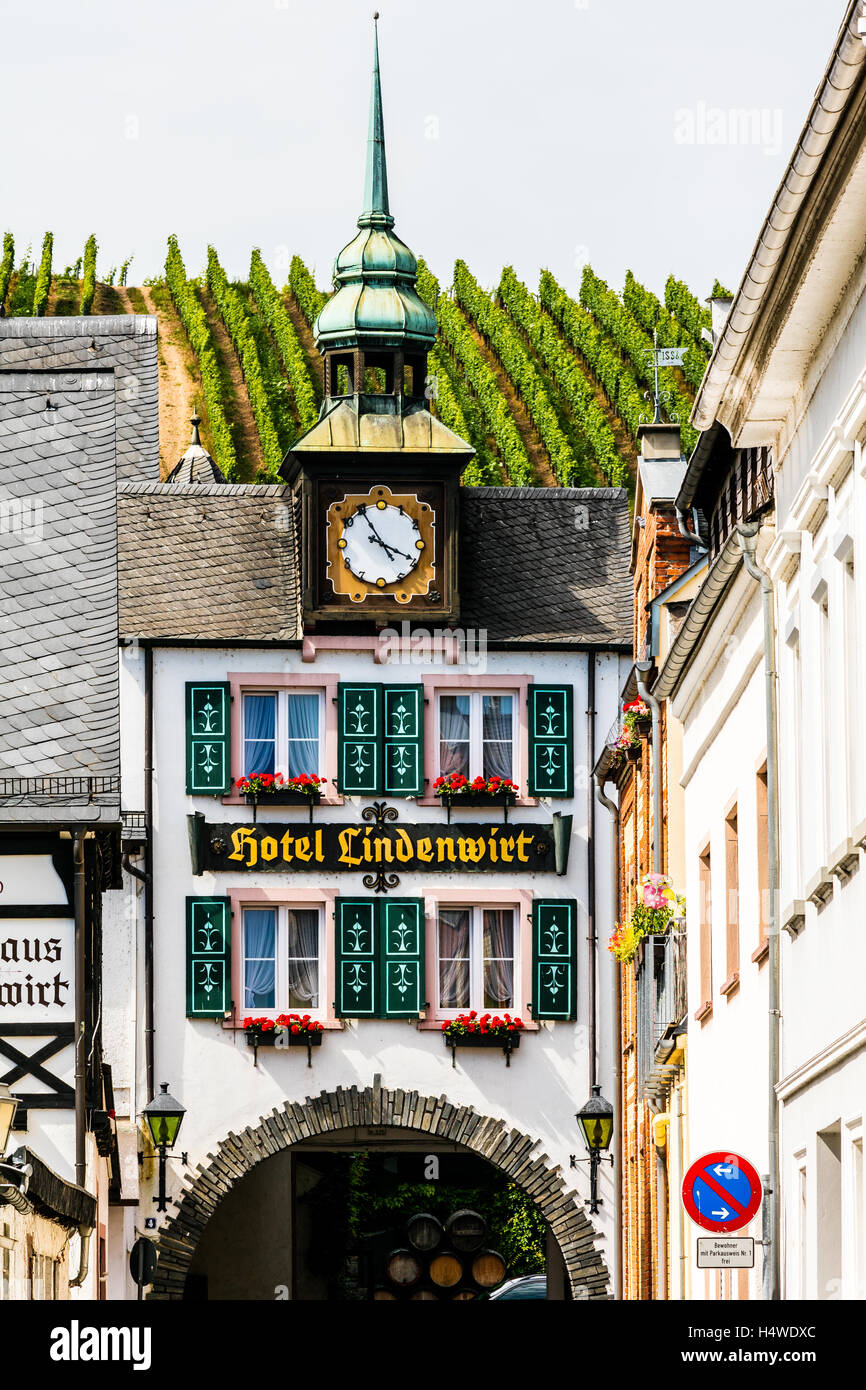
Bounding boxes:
325 484 437 606
338 500 424 587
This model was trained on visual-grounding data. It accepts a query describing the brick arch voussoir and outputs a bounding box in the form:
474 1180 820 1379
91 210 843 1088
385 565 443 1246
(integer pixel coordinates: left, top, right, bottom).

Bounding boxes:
149 1084 610 1300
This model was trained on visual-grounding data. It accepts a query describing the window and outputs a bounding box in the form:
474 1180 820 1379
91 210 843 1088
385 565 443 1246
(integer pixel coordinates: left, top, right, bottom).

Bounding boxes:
0 1224 12 1301
437 692 517 780
697 846 712 1020
242 905 323 1014
29 1252 59 1301
723 810 739 991
243 690 322 779
437 905 516 1013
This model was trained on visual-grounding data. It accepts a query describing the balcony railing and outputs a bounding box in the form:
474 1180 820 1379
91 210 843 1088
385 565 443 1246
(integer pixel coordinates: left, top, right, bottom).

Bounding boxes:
636 930 687 1100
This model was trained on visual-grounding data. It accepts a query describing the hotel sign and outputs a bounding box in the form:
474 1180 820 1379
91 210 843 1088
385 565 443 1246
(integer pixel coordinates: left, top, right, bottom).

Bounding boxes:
189 810 571 890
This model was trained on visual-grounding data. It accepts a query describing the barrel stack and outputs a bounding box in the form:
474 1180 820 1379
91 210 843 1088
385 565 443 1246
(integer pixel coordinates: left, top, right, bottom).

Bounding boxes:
374 1210 508 1301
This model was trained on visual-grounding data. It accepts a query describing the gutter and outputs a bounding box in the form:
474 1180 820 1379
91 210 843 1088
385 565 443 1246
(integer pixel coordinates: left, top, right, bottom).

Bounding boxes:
586 654 597 1089
691 1 866 432
635 661 662 876
144 644 154 1102
653 531 744 703
73 830 86 1191
595 771 623 1300
736 522 781 1303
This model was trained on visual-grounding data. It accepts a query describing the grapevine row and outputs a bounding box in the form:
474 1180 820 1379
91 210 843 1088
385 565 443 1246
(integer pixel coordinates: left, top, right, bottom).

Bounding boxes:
80 235 97 315
32 232 53 317
663 275 711 347
498 267 626 485
288 255 327 326
579 265 697 452
164 234 237 478
249 250 319 432
622 270 709 391
416 260 531 484
0 233 13 310
454 260 582 485
233 281 297 453
539 270 648 442
206 246 283 476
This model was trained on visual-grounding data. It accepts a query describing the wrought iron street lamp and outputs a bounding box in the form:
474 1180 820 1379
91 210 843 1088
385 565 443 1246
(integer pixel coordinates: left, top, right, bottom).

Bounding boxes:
143 1083 186 1213
575 1084 614 1215
0 1083 19 1159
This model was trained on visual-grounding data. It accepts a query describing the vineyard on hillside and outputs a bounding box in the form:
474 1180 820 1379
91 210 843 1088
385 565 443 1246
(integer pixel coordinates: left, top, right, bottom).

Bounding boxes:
0 229 729 486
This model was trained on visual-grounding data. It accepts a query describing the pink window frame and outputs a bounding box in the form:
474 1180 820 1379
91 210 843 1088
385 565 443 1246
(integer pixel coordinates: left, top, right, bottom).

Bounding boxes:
223 884 344 1031
418 887 539 1031
223 672 344 807
418 674 538 807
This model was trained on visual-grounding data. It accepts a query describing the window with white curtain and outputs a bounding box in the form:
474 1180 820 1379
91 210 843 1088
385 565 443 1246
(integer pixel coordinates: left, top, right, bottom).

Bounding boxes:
437 906 517 1013
436 692 517 780
243 905 323 1014
242 690 323 779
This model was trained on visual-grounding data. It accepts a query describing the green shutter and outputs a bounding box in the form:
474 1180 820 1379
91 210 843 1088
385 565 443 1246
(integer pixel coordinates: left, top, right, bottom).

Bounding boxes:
337 684 382 794
381 898 425 1017
532 898 577 1020
528 685 573 797
186 682 232 795
186 897 232 1018
383 686 425 797
335 898 377 1016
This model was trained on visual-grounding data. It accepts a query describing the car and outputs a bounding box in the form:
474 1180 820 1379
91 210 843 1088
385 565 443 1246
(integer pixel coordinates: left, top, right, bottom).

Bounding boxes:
485 1275 547 1301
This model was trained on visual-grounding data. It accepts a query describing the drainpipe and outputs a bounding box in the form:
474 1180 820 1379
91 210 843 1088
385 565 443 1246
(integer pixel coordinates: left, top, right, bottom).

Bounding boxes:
73 830 86 1191
144 643 155 1102
595 770 623 1300
635 662 662 876
69 1224 93 1289
676 507 707 552
586 653 597 1089
737 520 780 1302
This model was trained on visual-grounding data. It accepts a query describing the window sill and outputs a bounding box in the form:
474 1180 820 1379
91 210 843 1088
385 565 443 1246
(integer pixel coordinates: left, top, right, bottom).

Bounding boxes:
418 1018 540 1033
221 791 344 809
719 972 740 999
416 794 539 809
751 940 769 966
694 1000 713 1025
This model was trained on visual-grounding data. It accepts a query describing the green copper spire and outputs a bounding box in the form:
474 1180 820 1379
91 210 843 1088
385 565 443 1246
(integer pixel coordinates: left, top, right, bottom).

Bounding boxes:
360 13 392 228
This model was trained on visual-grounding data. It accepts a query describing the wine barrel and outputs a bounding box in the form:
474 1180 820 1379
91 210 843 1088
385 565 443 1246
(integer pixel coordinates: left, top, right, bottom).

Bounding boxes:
385 1248 423 1288
471 1249 507 1288
445 1208 486 1253
452 1290 476 1300
373 1288 397 1300
407 1212 443 1253
428 1251 463 1288
410 1289 440 1300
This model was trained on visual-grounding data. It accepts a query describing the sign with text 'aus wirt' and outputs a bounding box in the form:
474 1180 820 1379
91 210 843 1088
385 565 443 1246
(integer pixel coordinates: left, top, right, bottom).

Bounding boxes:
0 856 74 1021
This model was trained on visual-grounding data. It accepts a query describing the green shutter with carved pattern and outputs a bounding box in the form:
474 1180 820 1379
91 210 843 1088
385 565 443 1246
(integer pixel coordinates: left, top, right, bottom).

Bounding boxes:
528 685 573 797
337 684 383 794
532 898 577 1020
380 898 425 1017
186 682 232 795
186 897 232 1018
383 686 425 797
334 898 378 1016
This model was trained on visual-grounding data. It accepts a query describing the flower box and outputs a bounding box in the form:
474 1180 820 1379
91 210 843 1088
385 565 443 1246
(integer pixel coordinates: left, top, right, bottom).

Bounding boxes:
242 789 322 823
443 1031 521 1067
246 1029 323 1049
434 780 519 824
244 1016 325 1067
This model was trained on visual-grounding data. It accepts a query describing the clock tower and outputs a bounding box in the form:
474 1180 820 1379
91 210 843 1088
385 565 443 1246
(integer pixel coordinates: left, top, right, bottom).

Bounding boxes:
282 14 473 626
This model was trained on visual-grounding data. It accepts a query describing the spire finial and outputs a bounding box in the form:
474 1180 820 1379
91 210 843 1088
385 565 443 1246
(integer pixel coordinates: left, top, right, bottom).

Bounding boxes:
360 11 392 227
190 413 201 445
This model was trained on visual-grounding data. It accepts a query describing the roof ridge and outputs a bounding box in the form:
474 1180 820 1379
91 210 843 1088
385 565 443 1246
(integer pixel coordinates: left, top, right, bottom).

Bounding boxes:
118 482 293 496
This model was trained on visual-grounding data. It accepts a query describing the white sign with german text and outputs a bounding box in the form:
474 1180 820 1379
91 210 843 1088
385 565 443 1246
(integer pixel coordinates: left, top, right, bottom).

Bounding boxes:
696 1237 755 1269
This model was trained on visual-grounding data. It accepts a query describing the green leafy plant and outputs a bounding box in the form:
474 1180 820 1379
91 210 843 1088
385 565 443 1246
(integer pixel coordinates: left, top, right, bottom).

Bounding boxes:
207 245 283 476
0 232 14 311
622 269 709 390
288 255 327 326
80 234 97 315
664 274 712 344
32 232 53 316
249 249 320 432
165 234 237 478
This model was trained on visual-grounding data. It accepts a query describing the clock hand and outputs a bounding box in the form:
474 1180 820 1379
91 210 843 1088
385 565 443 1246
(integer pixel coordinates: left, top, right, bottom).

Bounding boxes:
363 515 414 563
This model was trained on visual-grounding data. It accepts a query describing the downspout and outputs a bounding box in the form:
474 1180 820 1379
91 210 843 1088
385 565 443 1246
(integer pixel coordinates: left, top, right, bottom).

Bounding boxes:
676 507 707 552
73 830 86 1191
635 661 662 875
737 520 780 1302
595 770 623 1300
144 643 155 1102
68 1224 94 1289
586 653 597 1090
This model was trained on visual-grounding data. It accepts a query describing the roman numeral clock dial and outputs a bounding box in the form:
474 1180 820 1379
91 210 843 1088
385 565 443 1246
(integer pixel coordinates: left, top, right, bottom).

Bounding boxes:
326 485 436 605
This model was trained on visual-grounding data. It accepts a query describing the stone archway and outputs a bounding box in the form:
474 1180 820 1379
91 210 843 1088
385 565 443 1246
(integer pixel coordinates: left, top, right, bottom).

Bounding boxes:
150 1080 611 1299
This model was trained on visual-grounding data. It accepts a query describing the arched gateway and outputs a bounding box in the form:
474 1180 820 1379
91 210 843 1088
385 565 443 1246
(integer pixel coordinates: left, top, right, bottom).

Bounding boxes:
150 1081 611 1299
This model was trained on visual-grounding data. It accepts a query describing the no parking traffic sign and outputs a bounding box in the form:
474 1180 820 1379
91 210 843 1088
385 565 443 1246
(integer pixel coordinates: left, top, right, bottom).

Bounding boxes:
682 1151 763 1233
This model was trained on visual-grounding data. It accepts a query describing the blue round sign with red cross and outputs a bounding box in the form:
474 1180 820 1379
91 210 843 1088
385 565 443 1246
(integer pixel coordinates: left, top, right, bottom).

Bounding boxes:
682 1151 763 1233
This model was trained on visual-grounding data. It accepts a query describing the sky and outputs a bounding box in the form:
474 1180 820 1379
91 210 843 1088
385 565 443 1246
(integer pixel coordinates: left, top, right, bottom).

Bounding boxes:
0 0 847 303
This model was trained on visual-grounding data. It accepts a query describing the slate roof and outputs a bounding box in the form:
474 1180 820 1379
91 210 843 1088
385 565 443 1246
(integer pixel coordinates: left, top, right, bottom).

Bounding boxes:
459 487 632 646
0 371 120 821
0 315 159 483
117 484 301 641
117 482 631 648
